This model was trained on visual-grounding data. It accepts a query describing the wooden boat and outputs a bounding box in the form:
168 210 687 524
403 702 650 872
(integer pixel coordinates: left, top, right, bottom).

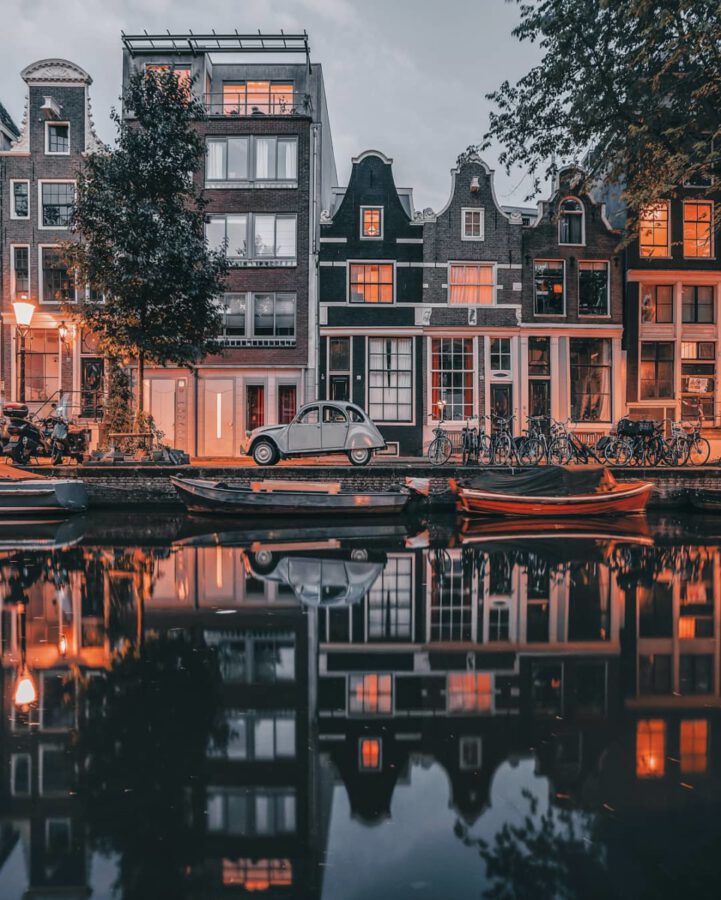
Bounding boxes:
171 476 412 516
455 515 654 545
0 477 88 514
688 488 721 512
449 468 653 518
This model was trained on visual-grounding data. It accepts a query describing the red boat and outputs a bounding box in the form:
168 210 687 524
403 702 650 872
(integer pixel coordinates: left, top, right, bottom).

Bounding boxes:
449 467 654 518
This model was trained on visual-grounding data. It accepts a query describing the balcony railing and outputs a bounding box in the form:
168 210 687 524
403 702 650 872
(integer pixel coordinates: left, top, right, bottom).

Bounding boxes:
203 91 312 117
220 336 296 348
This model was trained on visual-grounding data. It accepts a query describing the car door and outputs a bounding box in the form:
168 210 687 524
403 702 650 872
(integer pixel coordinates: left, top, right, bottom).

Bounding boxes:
321 404 349 450
287 405 322 452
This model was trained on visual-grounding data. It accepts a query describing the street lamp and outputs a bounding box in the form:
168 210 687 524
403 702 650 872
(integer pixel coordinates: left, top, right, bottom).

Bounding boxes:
12 596 37 711
12 297 35 403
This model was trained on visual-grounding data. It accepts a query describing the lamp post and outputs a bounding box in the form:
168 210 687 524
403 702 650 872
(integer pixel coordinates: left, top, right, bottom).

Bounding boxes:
12 297 35 404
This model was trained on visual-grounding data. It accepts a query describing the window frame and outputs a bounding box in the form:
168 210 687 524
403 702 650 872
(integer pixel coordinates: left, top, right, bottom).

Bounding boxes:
205 136 250 183
682 284 715 324
347 260 396 304
38 244 77 305
461 207 485 241
429 336 474 421
10 179 30 220
639 201 671 259
219 291 296 345
221 80 295 116
558 196 585 246
38 179 76 230
360 205 384 240
533 258 566 317
639 341 675 400
569 336 613 423
577 259 610 317
682 199 714 259
366 336 414 424
10 244 30 300
44 121 70 156
489 337 512 372
205 213 297 263
448 261 495 306
640 284 674 325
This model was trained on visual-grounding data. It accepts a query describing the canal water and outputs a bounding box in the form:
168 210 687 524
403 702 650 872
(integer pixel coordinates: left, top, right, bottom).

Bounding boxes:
1 510 720 899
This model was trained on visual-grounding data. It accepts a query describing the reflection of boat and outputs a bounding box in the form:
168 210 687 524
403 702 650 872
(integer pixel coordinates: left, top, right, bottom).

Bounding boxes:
0 515 88 550
174 518 416 548
0 477 88 513
688 488 721 512
449 469 653 518
246 550 386 607
456 516 654 545
171 476 411 516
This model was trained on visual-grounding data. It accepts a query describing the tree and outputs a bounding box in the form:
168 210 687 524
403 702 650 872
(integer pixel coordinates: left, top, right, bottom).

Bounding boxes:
484 0 721 232
65 69 228 420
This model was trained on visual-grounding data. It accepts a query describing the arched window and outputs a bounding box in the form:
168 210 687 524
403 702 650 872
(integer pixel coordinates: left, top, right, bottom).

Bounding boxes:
558 197 584 245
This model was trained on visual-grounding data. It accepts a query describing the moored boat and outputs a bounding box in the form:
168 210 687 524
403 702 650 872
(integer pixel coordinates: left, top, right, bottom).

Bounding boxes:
688 488 721 512
449 467 653 518
0 477 88 514
171 476 412 516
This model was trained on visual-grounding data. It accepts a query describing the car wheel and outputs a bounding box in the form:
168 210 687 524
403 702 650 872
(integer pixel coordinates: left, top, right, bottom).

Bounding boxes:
252 439 278 466
249 550 278 575
348 447 373 466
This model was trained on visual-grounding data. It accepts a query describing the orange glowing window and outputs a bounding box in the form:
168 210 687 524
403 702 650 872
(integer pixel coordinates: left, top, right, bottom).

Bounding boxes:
447 672 492 713
359 737 382 770
679 616 696 639
683 201 713 258
222 83 247 114
449 264 494 305
362 207 383 238
636 719 666 778
222 858 292 890
680 719 708 774
145 64 191 92
639 203 670 258
349 673 392 714
349 263 394 303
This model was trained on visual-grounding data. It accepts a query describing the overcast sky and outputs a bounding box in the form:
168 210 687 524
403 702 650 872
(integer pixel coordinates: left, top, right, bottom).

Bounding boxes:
0 0 542 211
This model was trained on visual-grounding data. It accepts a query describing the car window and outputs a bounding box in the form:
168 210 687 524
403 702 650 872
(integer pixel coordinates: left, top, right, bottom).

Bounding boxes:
347 406 365 423
323 405 347 424
296 406 319 425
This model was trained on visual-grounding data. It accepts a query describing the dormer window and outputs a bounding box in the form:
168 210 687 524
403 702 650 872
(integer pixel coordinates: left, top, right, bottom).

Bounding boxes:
558 197 584 245
361 206 383 239
462 208 484 241
45 122 69 155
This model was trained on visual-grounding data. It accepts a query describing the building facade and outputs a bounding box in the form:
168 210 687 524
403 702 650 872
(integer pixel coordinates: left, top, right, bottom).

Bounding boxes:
121 33 336 457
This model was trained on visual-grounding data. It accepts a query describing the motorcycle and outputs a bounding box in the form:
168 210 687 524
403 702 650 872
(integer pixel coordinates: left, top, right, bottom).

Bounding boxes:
3 401 89 465
45 409 90 465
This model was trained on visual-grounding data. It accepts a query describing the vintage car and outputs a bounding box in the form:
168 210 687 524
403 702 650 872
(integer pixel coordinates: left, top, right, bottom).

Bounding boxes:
240 401 386 466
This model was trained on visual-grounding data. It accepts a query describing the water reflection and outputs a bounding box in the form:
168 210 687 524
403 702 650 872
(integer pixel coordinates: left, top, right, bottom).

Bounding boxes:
1 513 721 897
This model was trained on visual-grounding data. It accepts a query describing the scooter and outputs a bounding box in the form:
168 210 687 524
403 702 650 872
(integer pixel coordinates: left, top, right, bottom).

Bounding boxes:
3 403 89 465
45 410 90 465
3 403 45 464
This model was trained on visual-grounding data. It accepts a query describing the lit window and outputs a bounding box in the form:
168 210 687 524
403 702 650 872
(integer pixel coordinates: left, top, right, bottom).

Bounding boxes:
683 201 713 258
349 263 394 303
640 342 674 400
145 64 191 92
639 203 670 258
462 208 484 240
640 284 674 323
222 859 292 888
570 338 612 423
636 719 666 778
349 673 392 714
559 197 584 244
680 719 708 774
578 261 609 315
359 738 382 770
430 338 473 420
45 123 69 155
361 207 383 238
534 260 565 315
449 263 494 305
447 673 492 713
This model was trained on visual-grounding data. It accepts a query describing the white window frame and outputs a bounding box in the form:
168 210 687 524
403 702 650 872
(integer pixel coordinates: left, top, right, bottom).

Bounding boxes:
682 199 714 260
39 244 77 304
205 213 297 263
44 121 70 156
639 200 671 259
360 205 384 240
533 259 566 317
489 337 512 373
10 179 30 220
461 207 485 241
577 259 611 318
10 243 30 300
557 196 585 246
204 135 299 186
38 179 76 231
347 259 396 304
447 261 496 306
366 335 415 425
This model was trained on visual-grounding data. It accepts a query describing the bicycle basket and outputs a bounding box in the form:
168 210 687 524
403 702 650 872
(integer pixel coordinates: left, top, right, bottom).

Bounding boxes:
617 418 656 437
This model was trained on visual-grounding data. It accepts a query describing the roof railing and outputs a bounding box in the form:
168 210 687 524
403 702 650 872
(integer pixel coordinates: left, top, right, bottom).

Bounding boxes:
203 90 312 117
121 30 311 62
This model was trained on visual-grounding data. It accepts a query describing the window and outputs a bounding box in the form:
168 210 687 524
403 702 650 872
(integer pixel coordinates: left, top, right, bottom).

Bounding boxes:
220 294 246 338
145 64 191 91
490 338 511 371
528 336 550 377
459 737 482 771
222 81 294 115
11 246 29 298
367 556 413 640
206 214 247 257
431 338 473 420
359 738 382 770
79 329 104 418
681 341 715 421
41 247 75 303
349 263 394 303
246 385 264 431
682 285 714 323
328 337 351 401
528 336 551 419
683 201 713 258
368 337 412 422
349 673 392 715
40 182 74 227
578 261 609 315
297 406 319 425
680 720 708 774
11 754 31 796
639 202 670 257
680 654 714 694
205 214 296 261
462 207 484 240
636 720 666 778
640 342 674 399
20 329 60 402
45 122 69 155
11 180 29 218
255 137 298 180
213 711 295 761
323 405 347 424
361 206 383 238
206 137 249 181
449 263 494 305
207 788 296 835
254 215 296 258
222 859 292 889
253 294 295 338
570 338 612 422
640 284 673 323
558 197 584 244
447 673 492 713
534 260 565 315
430 551 474 641
278 385 297 424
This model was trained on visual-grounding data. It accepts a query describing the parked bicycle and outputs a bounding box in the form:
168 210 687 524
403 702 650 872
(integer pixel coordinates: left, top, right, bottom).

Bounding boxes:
547 419 605 465
428 402 453 465
460 415 493 466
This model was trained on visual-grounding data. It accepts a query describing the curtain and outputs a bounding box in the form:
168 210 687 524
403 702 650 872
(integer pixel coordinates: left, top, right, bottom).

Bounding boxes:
255 138 274 179
449 265 493 304
277 139 297 179
206 141 226 180
275 217 296 258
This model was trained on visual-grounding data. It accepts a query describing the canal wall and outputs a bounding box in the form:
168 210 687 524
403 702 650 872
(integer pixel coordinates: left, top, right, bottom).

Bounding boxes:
16 462 721 509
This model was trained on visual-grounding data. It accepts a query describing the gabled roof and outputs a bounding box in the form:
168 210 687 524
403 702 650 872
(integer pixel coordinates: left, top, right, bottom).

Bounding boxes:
0 100 20 139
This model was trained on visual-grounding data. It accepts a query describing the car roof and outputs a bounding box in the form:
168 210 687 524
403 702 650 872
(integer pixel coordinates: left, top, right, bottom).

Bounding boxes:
301 400 362 411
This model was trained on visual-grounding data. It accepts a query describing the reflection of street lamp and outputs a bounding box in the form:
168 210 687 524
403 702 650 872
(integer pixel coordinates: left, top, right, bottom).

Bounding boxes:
12 297 35 403
13 597 37 710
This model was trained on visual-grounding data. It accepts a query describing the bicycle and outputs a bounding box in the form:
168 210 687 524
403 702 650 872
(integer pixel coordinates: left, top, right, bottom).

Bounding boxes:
516 416 566 466
680 420 711 466
489 414 529 466
460 416 492 466
428 402 452 465
547 419 605 465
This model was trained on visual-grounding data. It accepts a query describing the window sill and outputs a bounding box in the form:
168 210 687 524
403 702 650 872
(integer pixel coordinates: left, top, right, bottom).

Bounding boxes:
578 313 612 319
205 180 297 190
221 337 296 348
228 258 297 268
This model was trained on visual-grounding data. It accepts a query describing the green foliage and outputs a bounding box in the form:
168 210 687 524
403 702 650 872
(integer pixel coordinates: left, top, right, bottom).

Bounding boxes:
484 0 721 229
64 68 228 370
101 361 133 438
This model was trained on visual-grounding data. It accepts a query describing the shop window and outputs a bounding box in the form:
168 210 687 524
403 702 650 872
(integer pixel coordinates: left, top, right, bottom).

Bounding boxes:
681 341 715 421
368 337 413 422
570 338 612 422
639 203 670 257
578 261 609 315
19 328 60 402
636 719 665 778
640 342 674 399
430 338 473 420
640 284 674 323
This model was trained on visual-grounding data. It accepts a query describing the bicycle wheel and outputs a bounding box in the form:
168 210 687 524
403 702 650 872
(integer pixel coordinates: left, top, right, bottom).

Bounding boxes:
688 436 711 466
548 437 572 466
663 437 687 467
493 433 513 465
519 436 544 466
605 437 631 466
478 433 493 466
428 435 452 466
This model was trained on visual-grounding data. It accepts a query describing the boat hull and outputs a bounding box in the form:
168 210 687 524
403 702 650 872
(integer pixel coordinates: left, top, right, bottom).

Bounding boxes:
171 477 411 516
688 489 721 512
451 479 654 518
0 479 88 514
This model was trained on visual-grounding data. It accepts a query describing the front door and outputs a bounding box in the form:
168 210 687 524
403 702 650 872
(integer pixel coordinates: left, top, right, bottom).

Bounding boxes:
203 380 235 457
287 405 322 452
321 404 349 450
146 379 176 447
246 385 265 432
491 384 513 429
529 380 550 421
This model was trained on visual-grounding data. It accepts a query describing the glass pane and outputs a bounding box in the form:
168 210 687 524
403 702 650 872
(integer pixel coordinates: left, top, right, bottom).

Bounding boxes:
277 139 297 179
275 217 296 257
254 215 275 256
226 215 247 257
206 141 226 179
255 138 276 179
227 138 248 180
205 217 226 251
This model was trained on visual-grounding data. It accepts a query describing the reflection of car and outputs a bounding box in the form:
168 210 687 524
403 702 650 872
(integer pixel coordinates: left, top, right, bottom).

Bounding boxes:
240 401 386 466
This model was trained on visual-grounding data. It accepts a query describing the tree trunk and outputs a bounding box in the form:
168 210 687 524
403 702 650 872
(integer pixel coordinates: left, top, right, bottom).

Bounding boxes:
136 349 145 425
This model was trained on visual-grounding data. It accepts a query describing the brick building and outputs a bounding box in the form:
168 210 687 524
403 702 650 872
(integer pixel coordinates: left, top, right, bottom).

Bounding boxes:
121 33 336 457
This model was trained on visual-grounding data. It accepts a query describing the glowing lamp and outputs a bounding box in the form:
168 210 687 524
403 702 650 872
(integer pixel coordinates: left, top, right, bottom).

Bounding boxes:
12 299 35 329
58 321 68 342
59 634 68 656
14 670 37 708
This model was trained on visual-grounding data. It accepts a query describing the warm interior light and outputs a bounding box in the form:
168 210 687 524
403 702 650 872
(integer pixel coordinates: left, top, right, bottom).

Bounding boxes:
14 671 37 707
58 634 68 656
12 300 35 328
58 321 68 341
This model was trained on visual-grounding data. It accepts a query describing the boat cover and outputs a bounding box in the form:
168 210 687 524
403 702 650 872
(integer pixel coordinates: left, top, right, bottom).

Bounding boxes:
465 467 616 497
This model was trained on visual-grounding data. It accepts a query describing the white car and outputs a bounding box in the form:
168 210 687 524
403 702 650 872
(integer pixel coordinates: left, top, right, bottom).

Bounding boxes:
240 400 386 466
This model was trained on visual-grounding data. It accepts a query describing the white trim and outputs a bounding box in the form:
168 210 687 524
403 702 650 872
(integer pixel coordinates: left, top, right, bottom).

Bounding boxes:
38 178 76 230
577 259 611 318
10 243 30 300
366 334 416 426
396 238 424 244
682 198 715 260
497 263 523 270
347 259 396 305
44 120 70 156
533 258 567 317
319 236 347 243
461 207 485 241
9 179 30 219
360 205 384 241
38 243 77 304
351 149 393 165
557 196 586 246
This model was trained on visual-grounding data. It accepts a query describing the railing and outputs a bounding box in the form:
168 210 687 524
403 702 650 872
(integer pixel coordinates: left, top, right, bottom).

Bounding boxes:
203 91 312 117
221 336 296 348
